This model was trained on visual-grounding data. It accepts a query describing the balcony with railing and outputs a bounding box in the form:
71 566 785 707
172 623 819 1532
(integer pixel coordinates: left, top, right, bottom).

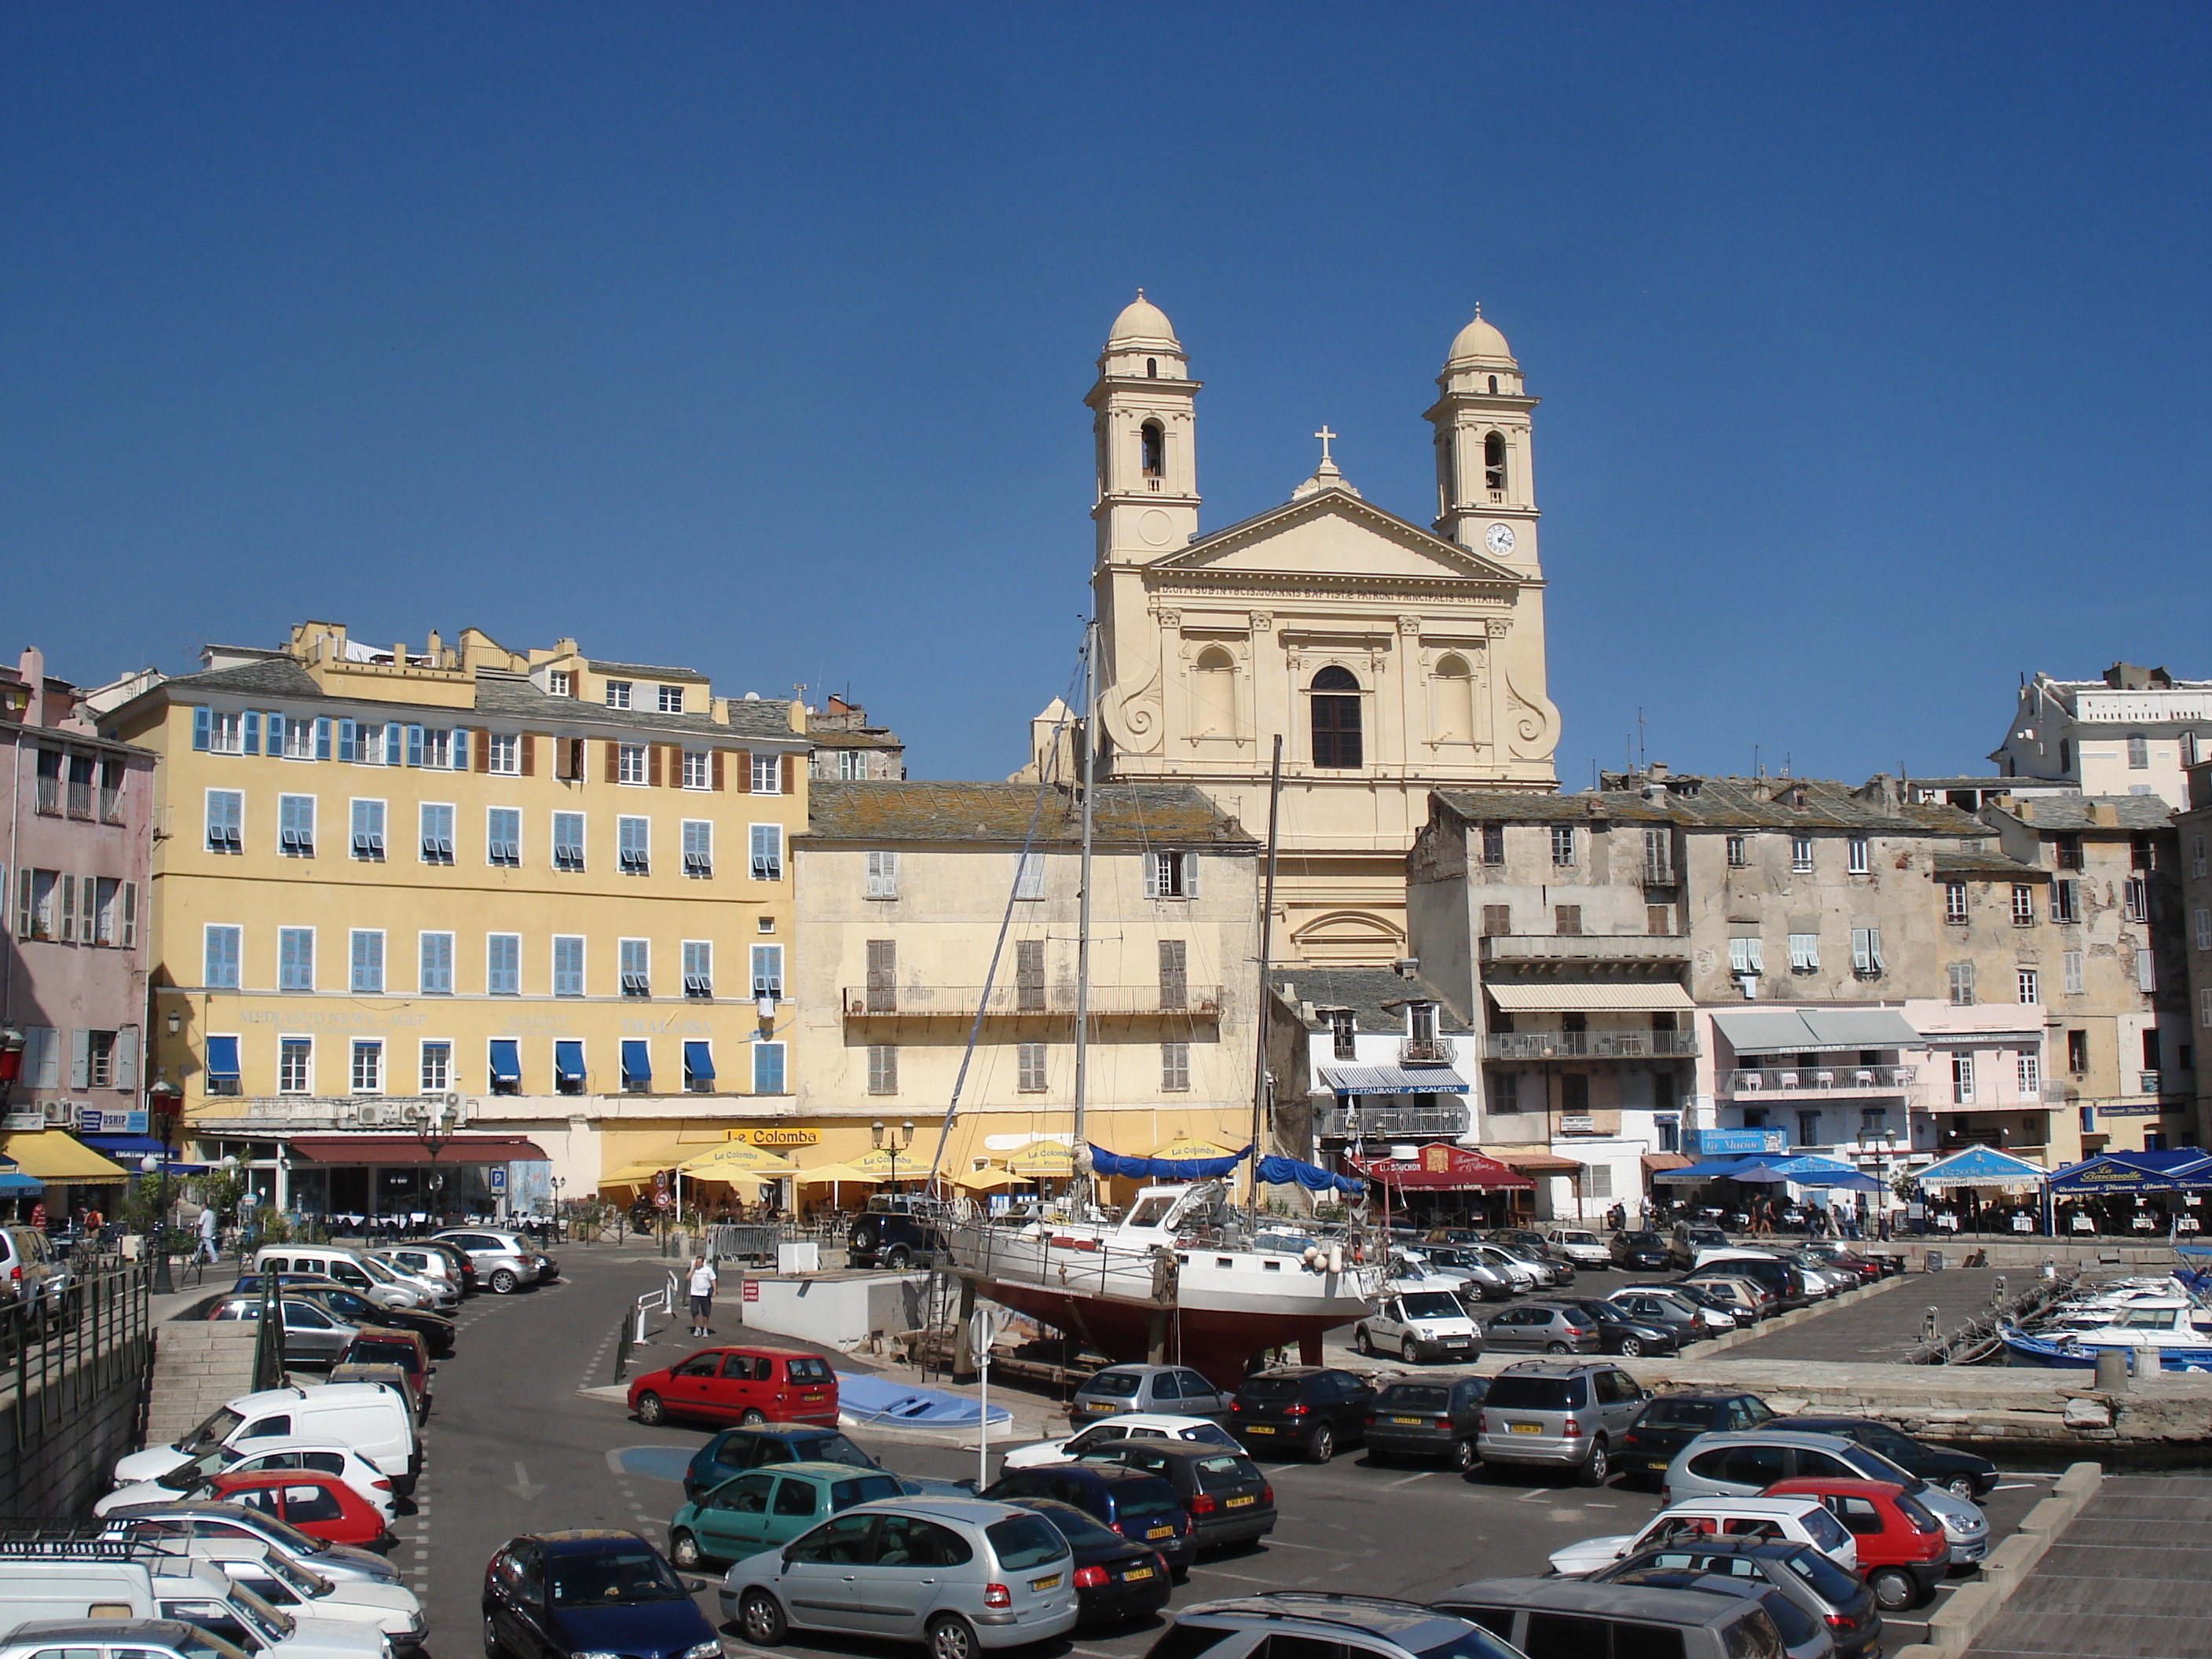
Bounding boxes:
1725 1065 1917 1098
195 1095 471 1132
843 983 1222 1020
1318 1100 1470 1141
1399 1035 1459 1066
33 775 60 815
66 779 93 819
1485 1029 1700 1060
1479 934 1690 965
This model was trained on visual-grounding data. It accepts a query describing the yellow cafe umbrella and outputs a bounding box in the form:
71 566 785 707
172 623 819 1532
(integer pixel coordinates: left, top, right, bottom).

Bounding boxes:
952 1166 1026 1192
1005 1138 1076 1175
793 1163 882 1185
678 1141 797 1178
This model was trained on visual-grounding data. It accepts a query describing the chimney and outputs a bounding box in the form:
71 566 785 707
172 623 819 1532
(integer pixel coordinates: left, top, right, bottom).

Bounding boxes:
1647 761 1670 782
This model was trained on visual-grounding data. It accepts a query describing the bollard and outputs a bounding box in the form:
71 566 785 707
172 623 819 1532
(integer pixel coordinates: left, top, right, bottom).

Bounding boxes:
1921 1306 1940 1341
2135 1344 2162 1379
1991 1274 2007 1306
2093 1347 2129 1393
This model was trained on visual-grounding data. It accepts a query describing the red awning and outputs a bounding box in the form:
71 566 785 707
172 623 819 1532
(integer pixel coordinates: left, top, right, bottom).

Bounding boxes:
1350 1145 1536 1191
284 1135 550 1167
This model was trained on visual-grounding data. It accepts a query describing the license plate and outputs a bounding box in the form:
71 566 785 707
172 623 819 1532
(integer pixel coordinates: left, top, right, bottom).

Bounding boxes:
1123 1566 1154 1581
1146 1525 1174 1540
1509 1422 1544 1434
1244 1424 1274 1434
1084 1402 1113 1413
1225 1495 1255 1507
1029 1573 1062 1591
1391 1415 1423 1425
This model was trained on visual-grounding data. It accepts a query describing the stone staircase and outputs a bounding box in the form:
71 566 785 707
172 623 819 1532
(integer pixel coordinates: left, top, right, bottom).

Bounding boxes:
143 1323 259 1449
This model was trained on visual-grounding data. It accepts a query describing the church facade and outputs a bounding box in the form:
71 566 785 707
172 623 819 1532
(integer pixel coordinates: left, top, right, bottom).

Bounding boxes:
1078 294 1561 965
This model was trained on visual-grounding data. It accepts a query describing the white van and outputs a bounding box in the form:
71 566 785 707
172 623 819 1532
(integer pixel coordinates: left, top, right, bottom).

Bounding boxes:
101 1441 397 1521
253 1248 447 1312
114 1384 419 1496
0 1543 390 1659
190 1542 424 1653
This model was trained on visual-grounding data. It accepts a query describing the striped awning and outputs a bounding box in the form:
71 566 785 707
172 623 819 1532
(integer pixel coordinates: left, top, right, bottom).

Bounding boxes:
1486 980 1695 1013
1318 1065 1470 1097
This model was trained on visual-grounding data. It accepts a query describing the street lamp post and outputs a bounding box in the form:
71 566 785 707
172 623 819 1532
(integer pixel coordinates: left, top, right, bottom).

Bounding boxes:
548 1175 566 1243
873 1117 914 1195
145 1081 182 1292
419 1101 453 1238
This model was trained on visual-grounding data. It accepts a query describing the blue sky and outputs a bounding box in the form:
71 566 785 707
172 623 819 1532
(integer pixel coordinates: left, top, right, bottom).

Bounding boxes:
5 4 2208 786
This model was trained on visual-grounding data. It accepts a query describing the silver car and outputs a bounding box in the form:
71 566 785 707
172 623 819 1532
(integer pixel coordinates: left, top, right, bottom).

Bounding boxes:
1483 1302 1603 1354
1661 1430 1989 1563
430 1228 544 1295
205 1296 359 1367
720 1497 1080 1659
99 1503 405 1586
1068 1363 1234 1424
1475 1361 1650 1485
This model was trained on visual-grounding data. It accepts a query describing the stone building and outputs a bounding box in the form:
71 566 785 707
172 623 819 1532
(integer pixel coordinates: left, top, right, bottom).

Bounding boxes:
2171 762 2212 1152
1989 664 2212 809
807 694 906 782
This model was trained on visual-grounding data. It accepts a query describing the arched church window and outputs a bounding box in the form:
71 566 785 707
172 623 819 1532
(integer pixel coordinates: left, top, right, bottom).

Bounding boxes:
1147 357 1159 379
1434 654 1474 743
1194 646 1238 737
1141 420 1165 478
1484 430 1507 494
1488 375 1499 394
1311 666 1364 770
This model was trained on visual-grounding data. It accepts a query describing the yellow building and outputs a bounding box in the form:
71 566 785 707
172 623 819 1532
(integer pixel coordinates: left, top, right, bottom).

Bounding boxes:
104 621 810 1213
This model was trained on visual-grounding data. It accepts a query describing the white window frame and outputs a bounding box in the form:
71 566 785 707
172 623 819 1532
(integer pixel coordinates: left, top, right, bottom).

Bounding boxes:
751 943 784 1002
277 793 316 858
278 926 315 992
1016 1042 1047 1093
682 939 712 999
419 801 456 865
865 850 899 899
421 727 453 769
486 932 522 997
681 749 709 789
1951 1052 1976 1104
1945 881 1968 923
486 732 520 775
1948 961 1976 1005
1846 837 1869 874
486 806 522 868
1725 835 1746 868
619 937 650 997
1013 851 1045 899
867 1043 897 1096
280 717 317 760
206 788 245 854
1851 927 1884 976
350 1038 383 1094
2063 949 2085 994
552 810 586 871
617 743 647 785
419 931 455 996
547 670 573 698
207 709 245 755
605 680 632 709
618 816 650 874
1788 932 1818 972
682 819 713 877
752 1041 786 1095
420 1039 452 1093
2012 884 2035 926
1146 848 1197 899
751 752 783 794
350 929 386 995
350 797 386 862
1791 837 1814 873
750 823 783 881
1728 936 1763 976
659 684 686 714
1161 1040 1190 1092
1551 826 1575 866
277 1037 313 1097
2018 1051 2041 1097
839 749 869 780
2018 967 2039 1005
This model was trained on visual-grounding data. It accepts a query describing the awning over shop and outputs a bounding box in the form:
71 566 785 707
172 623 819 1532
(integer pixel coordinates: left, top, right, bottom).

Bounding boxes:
1351 1144 1534 1190
1641 1152 1692 1175
0 1172 45 1193
1709 1007 1921 1055
0 1131 128 1182
78 1133 171 1159
554 1042 586 1085
2048 1153 2212 1196
677 1140 793 1178
1486 980 1696 1013
683 1042 716 1083
1493 1149 1585 1174
204 1035 241 1082
1914 1145 2050 1190
1651 1155 1765 1184
285 1135 550 1166
620 1041 651 1087
1317 1064 1470 1097
487 1040 521 1084
1004 1140 1075 1175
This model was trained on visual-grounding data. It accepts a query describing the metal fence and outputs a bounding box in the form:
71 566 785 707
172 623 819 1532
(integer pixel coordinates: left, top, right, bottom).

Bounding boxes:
4 1262 154 1489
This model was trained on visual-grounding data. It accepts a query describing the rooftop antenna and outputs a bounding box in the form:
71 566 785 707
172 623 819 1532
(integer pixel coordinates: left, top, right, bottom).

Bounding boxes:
1754 744 1762 779
1637 708 1648 774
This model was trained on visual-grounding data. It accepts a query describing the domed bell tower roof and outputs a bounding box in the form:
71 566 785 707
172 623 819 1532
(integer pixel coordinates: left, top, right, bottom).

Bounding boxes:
1105 290 1181 350
1445 305 1515 368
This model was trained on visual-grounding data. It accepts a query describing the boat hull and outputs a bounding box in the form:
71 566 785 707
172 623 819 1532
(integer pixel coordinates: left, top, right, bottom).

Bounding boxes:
2000 1328 2212 1372
979 1276 1361 1388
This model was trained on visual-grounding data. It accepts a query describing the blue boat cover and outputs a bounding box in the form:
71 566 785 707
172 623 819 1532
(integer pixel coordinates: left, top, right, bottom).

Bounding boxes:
1255 1154 1366 1196
837 1371 1011 1427
1090 1142 1252 1181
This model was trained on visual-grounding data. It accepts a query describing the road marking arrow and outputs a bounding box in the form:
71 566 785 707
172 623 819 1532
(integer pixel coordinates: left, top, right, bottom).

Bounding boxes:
511 1462 546 1501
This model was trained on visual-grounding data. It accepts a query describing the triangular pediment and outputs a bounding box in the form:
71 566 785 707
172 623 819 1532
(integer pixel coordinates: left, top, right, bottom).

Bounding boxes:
1147 487 1523 586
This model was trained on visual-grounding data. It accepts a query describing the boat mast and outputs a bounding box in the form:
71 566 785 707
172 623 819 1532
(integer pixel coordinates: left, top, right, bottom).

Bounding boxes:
1071 620 1098 1212
1248 734 1283 1214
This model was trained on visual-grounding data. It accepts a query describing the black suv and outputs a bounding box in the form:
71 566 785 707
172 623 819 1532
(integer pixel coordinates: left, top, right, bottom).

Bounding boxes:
1228 1366 1373 1463
1617 1390 1774 1485
1769 1415 1999 1500
1075 1440 1276 1551
844 1206 949 1269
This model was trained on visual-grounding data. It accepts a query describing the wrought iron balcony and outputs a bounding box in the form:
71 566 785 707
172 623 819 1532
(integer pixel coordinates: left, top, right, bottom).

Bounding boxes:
1485 1030 1700 1060
1319 1101 1470 1141
843 984 1221 1020
192 1095 471 1132
1399 1035 1458 1066
1479 934 1690 965
1724 1065 1917 1097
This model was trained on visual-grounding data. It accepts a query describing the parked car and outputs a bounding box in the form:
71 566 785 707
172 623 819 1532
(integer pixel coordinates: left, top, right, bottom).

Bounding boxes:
628 1345 840 1429
1409 1245 1515 1301
205 1297 360 1368
1435 1576 1801 1659
1683 1252 1816 1312
669 1460 907 1568
99 1504 405 1588
1617 1391 1776 1485
1561 1297 1679 1359
1474 1361 1646 1485
682 1423 880 1503
207 1470 394 1551
1668 1223 1732 1271
1765 1478 1952 1609
1463 1243 1541 1293
230 1276 456 1356
980 1462 1195 1573
115 1382 421 1499
1609 1230 1672 1272
250 1249 425 1312
998 1497 1170 1627
1487 1236 1572 1287
1599 1289 1708 1346
1683 1273 1776 1324
101 1441 397 1522
335 1328 432 1415
1353 1287 1482 1364
1661 1430 1989 1563
0 1222 73 1331
485 1530 718 1659
1067 1362 1235 1425
1783 1254 1853 1297
1482 1302 1602 1355
1591 1536 1881 1659
1613 1284 1735 1335
1002 1413 1237 1470
1227 1366 1372 1463
195 1541 427 1652
1768 1415 1999 1501
846 1207 951 1269
0 1621 251 1659
431 1229 550 1294
1803 1241 1898 1280
1546 1494 1861 1577
1542 1228 1614 1268
1654 1280 1750 1328
1150 1594 1518 1659
1583 1566 1836 1659
369 1246 467 1300
1363 1377 1489 1471
0 1551 383 1659
1072 1441 1274 1551
718 1497 1080 1657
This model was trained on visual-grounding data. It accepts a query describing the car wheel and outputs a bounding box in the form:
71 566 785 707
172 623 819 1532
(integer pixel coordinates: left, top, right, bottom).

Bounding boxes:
1870 1566 1918 1611
669 1529 702 1569
1946 1474 1979 1502
1545 1341 1569 1354
1355 1328 1374 1357
741 1589 788 1646
1578 1437 1609 1487
490 1269 518 1295
1401 1336 1418 1364
635 1391 665 1426
925 1613 978 1659
740 1408 767 1426
1617 1336 1643 1358
1449 1439 1476 1474
482 1614 501 1659
1306 1424 1336 1464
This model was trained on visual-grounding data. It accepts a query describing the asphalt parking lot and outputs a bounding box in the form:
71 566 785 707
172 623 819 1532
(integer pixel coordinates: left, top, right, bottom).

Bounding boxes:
402 1247 2058 1659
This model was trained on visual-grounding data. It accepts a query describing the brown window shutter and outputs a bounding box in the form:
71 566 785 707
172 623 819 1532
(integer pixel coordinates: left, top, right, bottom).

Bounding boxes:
666 745 683 787
471 731 489 773
734 750 752 793
782 753 795 794
648 745 662 787
520 734 537 777
605 740 620 784
711 750 725 791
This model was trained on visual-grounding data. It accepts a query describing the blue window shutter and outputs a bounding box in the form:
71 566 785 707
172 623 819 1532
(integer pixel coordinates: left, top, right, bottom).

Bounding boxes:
386 722 404 766
267 712 285 753
314 717 331 760
338 720 356 762
407 725 423 767
192 706 211 751
451 728 468 770
241 711 261 755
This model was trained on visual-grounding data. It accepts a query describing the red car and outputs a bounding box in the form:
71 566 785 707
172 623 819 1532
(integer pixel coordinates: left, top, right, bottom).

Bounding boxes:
210 1469 395 1551
628 1345 840 1428
1765 1477 1948 1610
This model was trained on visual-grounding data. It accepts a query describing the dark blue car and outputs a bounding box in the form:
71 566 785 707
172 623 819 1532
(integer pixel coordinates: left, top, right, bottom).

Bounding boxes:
484 1529 718 1659
679 1423 881 1504
980 1462 1195 1573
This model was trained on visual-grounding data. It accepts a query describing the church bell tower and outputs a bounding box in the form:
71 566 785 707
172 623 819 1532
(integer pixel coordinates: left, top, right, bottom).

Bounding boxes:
1425 306 1540 577
1087 292 1200 567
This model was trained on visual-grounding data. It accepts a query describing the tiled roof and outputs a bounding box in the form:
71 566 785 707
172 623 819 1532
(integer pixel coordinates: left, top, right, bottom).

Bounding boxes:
1934 849 2046 879
472 674 798 741
585 658 705 680
1434 778 1986 837
808 730 903 749
806 780 1254 848
164 658 325 699
1269 966 1470 1034
2008 795 2178 833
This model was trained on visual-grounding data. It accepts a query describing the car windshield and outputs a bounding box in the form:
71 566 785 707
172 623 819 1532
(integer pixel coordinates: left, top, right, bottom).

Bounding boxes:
1376 1384 1452 1411
1839 1445 1917 1487
229 1579 294 1641
548 1548 689 1606
350 1340 416 1367
1635 1398 1722 1429
1779 1547 1862 1602
1013 1500 1123 1551
1401 1293 1464 1319
986 1514 1070 1570
1236 1377 1308 1402
1758 1591 1819 1646
800 1434 880 1470
177 1631 254 1659
1084 1372 1145 1399
1190 1455 1261 1492
1688 1227 1727 1243
357 1257 404 1284
162 1448 235 1490
1556 1232 1598 1246
1113 1479 1184 1522
1621 1233 1664 1248
1485 1376 1584 1411
1414 1629 1526 1659
189 1407 246 1449
1181 1423 1237 1446
258 1552 326 1597
228 1511 331 1555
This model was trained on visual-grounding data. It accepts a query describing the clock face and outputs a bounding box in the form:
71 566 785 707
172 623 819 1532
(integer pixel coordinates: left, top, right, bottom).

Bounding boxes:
1485 522 1517 557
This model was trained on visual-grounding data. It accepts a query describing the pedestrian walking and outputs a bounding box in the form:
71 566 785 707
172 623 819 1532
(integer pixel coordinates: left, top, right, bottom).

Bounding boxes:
196 1202 220 1263
687 1254 718 1337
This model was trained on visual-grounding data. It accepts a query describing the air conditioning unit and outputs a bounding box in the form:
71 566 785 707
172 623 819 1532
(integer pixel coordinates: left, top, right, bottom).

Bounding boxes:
353 1104 386 1127
394 1102 423 1125
444 1093 467 1124
42 1100 75 1126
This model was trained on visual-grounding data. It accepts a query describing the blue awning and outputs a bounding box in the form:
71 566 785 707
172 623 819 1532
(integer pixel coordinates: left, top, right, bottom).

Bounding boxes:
1650 1155 1768 1184
0 1172 43 1193
683 1041 715 1082
2049 1153 2212 1196
621 1040 651 1086
555 1041 586 1083
79 1133 171 1158
488 1039 521 1083
1914 1146 2050 1188
1317 1064 1470 1097
204 1035 240 1081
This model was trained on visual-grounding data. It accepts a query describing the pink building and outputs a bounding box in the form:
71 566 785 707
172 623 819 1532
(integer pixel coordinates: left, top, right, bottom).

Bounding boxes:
2 649 158 1157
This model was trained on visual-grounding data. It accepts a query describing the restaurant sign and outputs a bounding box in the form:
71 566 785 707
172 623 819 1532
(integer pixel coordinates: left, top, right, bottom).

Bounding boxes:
738 1127 819 1148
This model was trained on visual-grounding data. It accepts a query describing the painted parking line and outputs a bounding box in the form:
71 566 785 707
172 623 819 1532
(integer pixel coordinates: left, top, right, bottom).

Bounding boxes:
1516 1489 1555 1502
1386 1471 1435 1487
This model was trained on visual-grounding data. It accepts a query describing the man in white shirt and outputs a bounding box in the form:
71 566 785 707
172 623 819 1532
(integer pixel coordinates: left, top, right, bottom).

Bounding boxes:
687 1254 718 1337
196 1203 220 1264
